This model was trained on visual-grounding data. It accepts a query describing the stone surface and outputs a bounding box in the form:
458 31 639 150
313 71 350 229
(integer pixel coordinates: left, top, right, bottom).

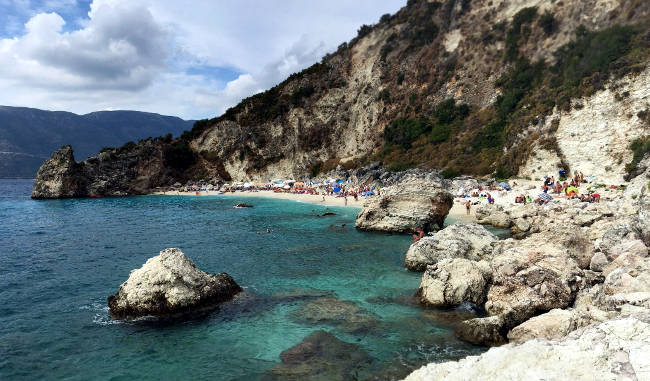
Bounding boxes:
485 240 583 328
418 258 491 307
474 205 512 228
107 248 242 319
404 223 497 271
31 146 86 199
454 315 507 346
507 308 578 344
289 297 379 333
355 179 453 234
405 316 650 381
32 140 173 198
263 330 372 381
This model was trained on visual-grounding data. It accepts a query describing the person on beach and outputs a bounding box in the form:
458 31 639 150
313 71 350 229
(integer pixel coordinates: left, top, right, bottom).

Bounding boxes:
465 200 471 215
344 195 348 206
412 228 425 243
321 196 325 202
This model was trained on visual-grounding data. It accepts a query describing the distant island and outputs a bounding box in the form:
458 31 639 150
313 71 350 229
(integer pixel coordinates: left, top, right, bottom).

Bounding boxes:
0 106 194 178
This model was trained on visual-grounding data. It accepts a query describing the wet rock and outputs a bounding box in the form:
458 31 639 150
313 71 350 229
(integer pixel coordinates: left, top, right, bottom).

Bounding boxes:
234 202 253 208
406 316 650 381
355 179 453 234
107 248 242 319
290 297 379 333
418 259 491 307
263 330 372 381
404 223 497 271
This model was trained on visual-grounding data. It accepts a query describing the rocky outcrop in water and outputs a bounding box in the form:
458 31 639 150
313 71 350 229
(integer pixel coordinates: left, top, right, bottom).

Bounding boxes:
31 146 86 199
263 330 372 381
32 141 174 198
107 248 242 319
404 223 497 271
405 315 650 381
355 179 453 233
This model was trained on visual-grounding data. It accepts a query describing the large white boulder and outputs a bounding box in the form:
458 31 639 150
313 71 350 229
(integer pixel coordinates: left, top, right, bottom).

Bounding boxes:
108 248 242 319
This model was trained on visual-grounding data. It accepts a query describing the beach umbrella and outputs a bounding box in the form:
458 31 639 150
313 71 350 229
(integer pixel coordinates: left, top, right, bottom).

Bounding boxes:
333 187 341 193
538 193 552 201
566 186 579 194
498 182 511 191
283 185 290 189
336 180 345 184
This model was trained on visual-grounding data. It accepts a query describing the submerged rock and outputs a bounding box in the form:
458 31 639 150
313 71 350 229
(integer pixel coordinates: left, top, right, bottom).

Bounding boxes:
263 330 372 381
234 202 253 208
404 223 497 271
406 316 650 381
290 297 379 333
355 179 453 234
107 248 242 319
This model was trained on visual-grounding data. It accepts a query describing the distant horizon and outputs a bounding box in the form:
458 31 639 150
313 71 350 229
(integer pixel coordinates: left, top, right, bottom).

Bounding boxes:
0 104 197 121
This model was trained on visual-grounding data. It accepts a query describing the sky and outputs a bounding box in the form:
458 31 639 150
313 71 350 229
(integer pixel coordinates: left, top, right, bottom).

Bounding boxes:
0 0 405 120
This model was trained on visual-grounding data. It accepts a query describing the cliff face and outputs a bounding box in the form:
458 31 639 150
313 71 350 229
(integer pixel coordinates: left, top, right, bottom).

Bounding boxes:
33 0 650 196
32 142 172 198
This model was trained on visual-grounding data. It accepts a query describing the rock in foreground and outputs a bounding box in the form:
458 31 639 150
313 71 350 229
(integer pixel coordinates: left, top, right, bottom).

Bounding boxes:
405 316 650 381
108 248 242 319
355 179 453 233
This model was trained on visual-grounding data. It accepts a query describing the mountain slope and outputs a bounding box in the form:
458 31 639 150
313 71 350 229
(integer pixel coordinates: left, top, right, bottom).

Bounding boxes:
0 106 193 178
32 0 650 197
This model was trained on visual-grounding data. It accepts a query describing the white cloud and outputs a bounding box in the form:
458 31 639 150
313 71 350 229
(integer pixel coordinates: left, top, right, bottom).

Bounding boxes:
0 0 405 119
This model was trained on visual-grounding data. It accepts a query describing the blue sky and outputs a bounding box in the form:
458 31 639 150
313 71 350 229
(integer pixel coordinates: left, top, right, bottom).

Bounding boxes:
0 0 405 119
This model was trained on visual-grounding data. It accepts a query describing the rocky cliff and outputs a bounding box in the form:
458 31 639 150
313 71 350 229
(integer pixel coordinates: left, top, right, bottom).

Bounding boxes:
33 0 650 196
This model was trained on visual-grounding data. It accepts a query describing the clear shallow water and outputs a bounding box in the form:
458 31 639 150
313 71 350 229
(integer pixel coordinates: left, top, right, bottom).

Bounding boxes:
0 179 485 380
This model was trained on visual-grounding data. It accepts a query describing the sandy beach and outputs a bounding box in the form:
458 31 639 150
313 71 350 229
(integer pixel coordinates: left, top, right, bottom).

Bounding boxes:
152 189 368 208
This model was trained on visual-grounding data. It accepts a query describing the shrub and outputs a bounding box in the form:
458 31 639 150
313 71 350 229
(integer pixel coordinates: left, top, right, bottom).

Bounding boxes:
441 168 459 179
310 161 323 177
505 7 538 61
384 118 430 149
397 72 405 85
386 161 413 172
625 136 650 174
538 11 558 36
289 85 315 105
164 141 197 170
357 24 372 38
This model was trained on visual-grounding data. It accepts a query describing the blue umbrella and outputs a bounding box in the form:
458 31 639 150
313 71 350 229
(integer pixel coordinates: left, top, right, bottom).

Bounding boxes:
337 180 345 183
498 182 511 191
333 187 341 193
538 193 552 201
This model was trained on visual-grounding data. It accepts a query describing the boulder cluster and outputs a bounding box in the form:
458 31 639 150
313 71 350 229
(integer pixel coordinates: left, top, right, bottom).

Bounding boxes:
403 164 650 378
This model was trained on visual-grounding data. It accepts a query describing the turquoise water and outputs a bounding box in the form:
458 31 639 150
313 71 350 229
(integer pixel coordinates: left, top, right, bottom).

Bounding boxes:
0 179 485 380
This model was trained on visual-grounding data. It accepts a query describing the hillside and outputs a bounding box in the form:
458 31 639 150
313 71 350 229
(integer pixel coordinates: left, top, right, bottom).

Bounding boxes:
32 0 650 195
0 106 193 178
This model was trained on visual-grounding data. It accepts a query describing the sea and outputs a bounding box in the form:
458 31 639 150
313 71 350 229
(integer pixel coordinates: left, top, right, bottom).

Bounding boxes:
0 179 487 380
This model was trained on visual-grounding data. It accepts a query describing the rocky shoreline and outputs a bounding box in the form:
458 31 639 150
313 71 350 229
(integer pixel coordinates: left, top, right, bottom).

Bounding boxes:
400 157 650 379
34 142 650 379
